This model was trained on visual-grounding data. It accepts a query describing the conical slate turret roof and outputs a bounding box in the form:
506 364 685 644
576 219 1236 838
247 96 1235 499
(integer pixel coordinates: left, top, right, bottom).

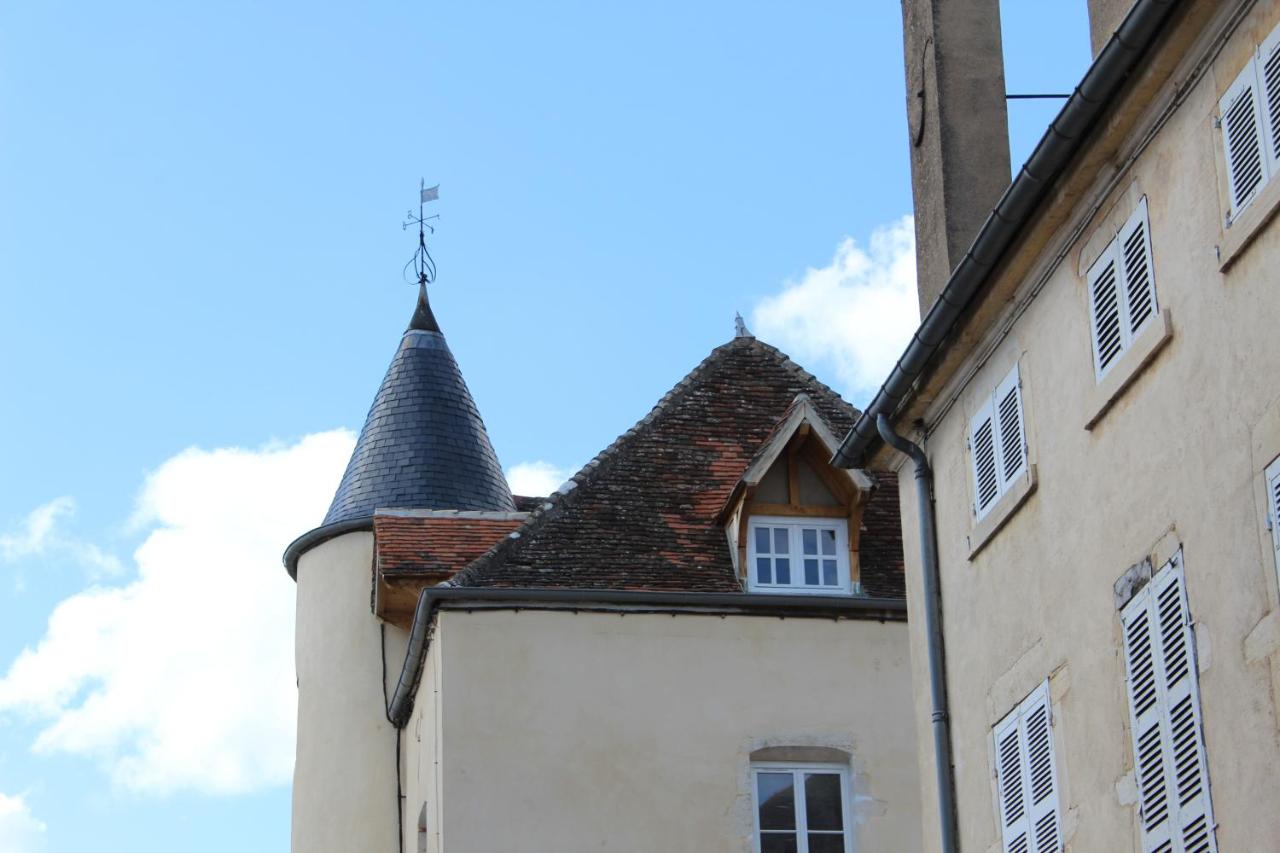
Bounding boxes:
322 284 516 526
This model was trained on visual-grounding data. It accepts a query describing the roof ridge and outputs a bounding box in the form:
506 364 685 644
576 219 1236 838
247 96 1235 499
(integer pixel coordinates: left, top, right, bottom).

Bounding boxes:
451 336 753 586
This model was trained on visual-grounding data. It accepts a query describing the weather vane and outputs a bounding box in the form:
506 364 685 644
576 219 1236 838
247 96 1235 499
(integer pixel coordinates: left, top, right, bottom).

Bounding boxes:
403 179 440 286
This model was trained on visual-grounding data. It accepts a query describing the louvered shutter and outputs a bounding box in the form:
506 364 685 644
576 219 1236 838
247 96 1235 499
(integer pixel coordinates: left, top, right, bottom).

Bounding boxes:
994 682 1061 853
994 713 1029 853
1087 243 1124 379
1258 26 1280 176
1121 558 1217 853
1220 59 1269 218
970 397 1000 520
994 366 1027 492
1118 199 1157 340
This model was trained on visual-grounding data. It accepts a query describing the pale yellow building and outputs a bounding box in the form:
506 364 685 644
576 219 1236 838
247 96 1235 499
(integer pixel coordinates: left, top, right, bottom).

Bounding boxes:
284 288 922 851
835 1 1280 851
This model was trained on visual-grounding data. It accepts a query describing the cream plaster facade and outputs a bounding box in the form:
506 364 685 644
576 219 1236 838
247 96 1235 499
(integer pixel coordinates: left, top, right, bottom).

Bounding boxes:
879 2 1280 850
401 608 921 853
292 531 407 853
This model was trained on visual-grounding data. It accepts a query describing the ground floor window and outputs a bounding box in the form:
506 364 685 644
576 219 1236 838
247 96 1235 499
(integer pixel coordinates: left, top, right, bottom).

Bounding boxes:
752 764 852 852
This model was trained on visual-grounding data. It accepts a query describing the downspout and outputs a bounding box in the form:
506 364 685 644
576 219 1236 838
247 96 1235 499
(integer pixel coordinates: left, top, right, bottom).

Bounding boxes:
876 414 958 853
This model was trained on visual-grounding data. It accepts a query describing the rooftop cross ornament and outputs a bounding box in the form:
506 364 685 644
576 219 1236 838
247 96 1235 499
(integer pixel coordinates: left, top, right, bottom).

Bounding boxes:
403 179 440 286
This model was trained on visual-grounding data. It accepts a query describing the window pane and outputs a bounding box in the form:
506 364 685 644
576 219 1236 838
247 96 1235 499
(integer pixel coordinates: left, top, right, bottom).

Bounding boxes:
760 834 799 853
755 527 772 554
807 834 844 853
821 529 837 555
774 528 790 554
757 558 772 585
823 560 838 586
802 528 818 555
805 773 843 830
776 558 791 584
757 773 796 830
804 559 819 586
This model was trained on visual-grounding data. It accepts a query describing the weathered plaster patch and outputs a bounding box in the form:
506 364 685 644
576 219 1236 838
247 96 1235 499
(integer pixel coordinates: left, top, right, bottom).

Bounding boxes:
1115 771 1138 806
1244 609 1280 664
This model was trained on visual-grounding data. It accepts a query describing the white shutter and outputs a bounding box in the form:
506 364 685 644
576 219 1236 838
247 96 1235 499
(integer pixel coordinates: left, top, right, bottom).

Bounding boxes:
994 682 1061 853
1087 243 1125 379
994 366 1027 492
1258 25 1280 177
1118 199 1157 340
994 714 1029 853
1266 457 1280 578
1220 58 1269 218
970 396 1000 520
1121 557 1217 853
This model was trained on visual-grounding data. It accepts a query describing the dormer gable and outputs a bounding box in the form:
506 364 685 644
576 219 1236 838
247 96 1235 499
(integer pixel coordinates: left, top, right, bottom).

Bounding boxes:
719 394 875 595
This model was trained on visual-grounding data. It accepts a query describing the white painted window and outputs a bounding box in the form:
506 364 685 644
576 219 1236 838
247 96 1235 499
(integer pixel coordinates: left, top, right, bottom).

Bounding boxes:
752 764 852 853
1120 554 1217 853
1220 22 1280 221
993 681 1062 853
1267 457 1280 583
968 364 1027 522
1086 198 1158 381
747 517 851 595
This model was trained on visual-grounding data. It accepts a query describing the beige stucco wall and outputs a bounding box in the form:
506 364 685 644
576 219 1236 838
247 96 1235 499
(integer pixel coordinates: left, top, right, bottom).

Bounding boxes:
292 531 407 853
403 608 921 852
896 3 1280 851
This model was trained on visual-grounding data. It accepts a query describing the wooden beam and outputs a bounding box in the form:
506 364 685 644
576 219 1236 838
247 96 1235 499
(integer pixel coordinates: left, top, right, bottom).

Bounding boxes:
748 501 848 519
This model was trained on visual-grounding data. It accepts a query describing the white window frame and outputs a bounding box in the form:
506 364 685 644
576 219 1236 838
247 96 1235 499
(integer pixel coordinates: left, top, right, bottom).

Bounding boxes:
993 681 1062 853
1120 553 1217 853
1086 198 1159 382
968 364 1028 523
747 516 852 595
1266 456 1280 585
750 763 853 853
1219 20 1280 222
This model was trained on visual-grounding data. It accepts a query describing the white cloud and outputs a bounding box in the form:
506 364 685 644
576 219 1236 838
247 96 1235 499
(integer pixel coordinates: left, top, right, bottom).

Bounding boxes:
0 792 45 853
0 429 355 795
506 461 571 497
0 497 124 581
0 498 75 560
752 216 920 405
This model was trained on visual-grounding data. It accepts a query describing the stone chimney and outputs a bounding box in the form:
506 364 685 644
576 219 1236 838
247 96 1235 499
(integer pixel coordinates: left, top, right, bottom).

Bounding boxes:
900 0 1012 316
1086 0 1135 57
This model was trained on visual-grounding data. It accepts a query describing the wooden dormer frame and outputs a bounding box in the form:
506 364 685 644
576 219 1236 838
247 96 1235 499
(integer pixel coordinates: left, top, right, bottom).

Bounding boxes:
718 395 875 593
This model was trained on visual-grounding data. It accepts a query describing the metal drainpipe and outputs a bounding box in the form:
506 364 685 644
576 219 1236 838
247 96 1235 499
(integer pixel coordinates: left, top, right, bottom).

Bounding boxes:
876 414 958 853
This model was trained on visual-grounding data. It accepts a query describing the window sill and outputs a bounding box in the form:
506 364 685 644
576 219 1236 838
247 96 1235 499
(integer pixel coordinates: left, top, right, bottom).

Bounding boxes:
746 585 860 597
967 465 1037 561
1220 176 1280 272
1083 308 1173 431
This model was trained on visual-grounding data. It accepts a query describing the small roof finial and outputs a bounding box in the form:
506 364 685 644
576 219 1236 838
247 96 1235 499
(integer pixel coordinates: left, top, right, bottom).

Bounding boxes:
403 180 442 332
734 312 752 338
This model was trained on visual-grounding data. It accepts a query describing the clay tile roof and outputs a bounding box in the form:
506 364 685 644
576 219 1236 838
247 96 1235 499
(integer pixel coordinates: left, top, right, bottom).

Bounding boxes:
450 336 906 597
375 511 528 577
323 285 516 526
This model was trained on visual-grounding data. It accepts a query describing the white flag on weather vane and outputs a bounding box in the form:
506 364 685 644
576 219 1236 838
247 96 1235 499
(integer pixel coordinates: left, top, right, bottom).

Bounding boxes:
421 184 439 203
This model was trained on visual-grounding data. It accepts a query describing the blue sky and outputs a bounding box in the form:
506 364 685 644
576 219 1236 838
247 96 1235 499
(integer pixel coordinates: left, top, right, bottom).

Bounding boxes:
0 2 1088 849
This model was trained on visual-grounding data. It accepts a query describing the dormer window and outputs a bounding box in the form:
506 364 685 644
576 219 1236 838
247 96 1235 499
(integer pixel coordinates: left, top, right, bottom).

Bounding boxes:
748 517 850 594
718 394 873 598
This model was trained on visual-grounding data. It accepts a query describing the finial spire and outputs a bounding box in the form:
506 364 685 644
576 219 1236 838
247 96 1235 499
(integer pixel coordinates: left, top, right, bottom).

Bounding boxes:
734 312 752 338
403 179 441 332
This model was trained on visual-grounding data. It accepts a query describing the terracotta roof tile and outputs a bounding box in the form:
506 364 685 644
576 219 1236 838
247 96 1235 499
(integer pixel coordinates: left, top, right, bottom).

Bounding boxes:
375 513 527 578
450 336 906 598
